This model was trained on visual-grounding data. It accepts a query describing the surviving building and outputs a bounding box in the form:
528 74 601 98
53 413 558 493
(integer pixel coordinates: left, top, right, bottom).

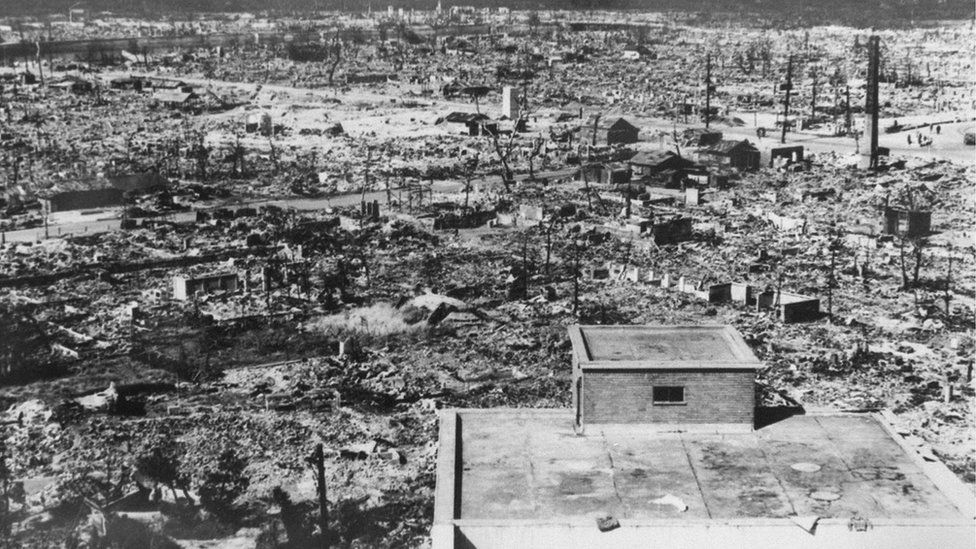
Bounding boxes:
627 150 699 179
882 207 931 237
172 272 239 301
698 139 761 171
432 324 975 549
568 325 758 428
581 116 640 146
39 173 170 214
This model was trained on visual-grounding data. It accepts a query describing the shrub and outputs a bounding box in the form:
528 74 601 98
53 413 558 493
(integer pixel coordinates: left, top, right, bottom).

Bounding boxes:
198 449 249 524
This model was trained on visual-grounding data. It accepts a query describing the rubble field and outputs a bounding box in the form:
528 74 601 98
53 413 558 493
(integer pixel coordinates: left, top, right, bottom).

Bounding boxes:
0 5 973 549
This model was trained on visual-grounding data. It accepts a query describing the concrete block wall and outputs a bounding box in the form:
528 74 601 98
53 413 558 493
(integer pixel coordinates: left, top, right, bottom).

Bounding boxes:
781 298 822 323
580 370 755 424
590 263 817 323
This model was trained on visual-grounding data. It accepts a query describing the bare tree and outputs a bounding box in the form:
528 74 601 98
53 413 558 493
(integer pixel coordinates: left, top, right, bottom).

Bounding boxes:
191 134 210 181
231 135 247 176
326 30 343 87
825 232 843 318
911 236 926 288
463 153 480 211
897 234 910 289
486 123 519 191
526 136 546 181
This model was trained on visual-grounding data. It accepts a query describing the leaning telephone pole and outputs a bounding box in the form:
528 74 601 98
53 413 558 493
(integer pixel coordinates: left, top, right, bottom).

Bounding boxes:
781 54 793 144
704 53 712 129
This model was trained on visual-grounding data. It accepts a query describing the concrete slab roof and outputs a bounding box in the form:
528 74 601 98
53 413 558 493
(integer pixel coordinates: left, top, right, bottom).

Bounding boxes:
569 325 760 370
433 409 975 549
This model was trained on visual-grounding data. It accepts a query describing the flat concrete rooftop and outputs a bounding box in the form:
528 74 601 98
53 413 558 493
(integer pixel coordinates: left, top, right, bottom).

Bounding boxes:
570 325 759 368
456 410 963 521
433 409 975 549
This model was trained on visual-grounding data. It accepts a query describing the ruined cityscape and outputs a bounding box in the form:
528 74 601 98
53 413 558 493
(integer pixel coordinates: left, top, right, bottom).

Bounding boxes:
0 1 974 548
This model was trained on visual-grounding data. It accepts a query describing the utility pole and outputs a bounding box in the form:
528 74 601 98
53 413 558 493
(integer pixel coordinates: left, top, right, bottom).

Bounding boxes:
521 230 529 299
308 443 329 549
704 53 712 129
781 54 793 144
862 35 881 170
845 85 852 135
827 236 837 318
810 66 818 121
360 148 371 229
944 244 953 316
572 239 580 315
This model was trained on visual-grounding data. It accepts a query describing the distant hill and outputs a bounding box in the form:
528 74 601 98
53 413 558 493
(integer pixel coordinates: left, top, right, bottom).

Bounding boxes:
2 0 973 25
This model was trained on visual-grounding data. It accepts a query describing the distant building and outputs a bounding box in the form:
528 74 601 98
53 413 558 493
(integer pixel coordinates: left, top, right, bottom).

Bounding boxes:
650 215 693 244
682 127 723 147
152 90 195 108
40 173 170 214
576 162 631 185
581 116 639 146
699 139 761 171
602 162 632 185
769 145 804 167
441 112 490 133
882 207 931 237
465 119 497 136
628 150 698 179
110 77 146 91
346 72 397 84
172 272 239 301
755 290 821 323
246 112 273 135
40 188 125 213
501 85 519 120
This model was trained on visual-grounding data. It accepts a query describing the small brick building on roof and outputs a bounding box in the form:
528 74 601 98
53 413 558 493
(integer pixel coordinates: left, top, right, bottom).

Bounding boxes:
568 324 760 429
432 324 975 549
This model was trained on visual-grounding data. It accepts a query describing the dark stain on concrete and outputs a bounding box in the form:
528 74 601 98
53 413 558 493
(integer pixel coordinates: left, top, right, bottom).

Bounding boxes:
558 474 595 495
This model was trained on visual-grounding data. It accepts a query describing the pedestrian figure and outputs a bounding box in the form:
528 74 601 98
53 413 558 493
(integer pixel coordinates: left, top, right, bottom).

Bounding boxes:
907 134 912 145
936 125 941 135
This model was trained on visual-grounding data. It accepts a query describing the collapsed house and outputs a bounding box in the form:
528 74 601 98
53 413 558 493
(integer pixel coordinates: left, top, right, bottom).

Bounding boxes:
769 145 805 167
682 127 723 147
650 215 693 244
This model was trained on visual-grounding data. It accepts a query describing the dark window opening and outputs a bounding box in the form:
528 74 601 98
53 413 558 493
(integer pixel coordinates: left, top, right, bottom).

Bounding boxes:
652 386 685 404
